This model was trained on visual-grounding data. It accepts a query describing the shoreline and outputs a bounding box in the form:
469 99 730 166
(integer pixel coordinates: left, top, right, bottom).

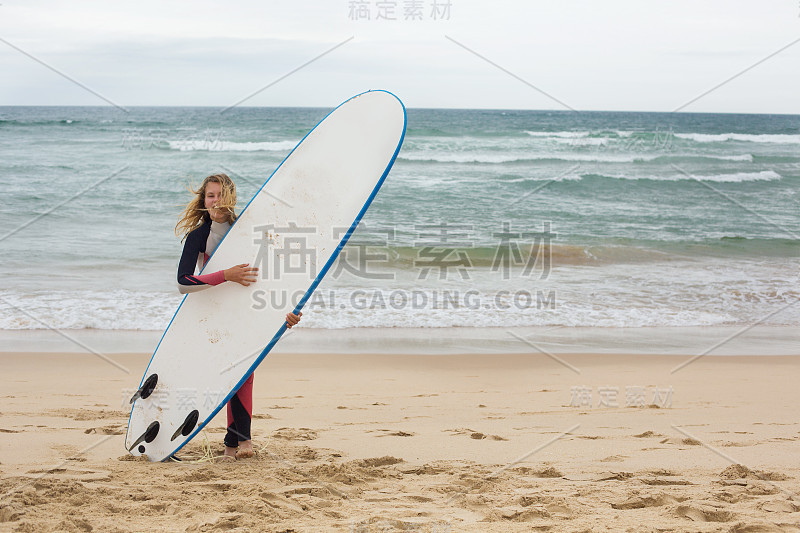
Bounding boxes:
1 324 798 355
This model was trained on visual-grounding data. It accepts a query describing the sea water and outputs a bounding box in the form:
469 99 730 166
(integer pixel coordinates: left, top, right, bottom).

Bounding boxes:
0 106 798 345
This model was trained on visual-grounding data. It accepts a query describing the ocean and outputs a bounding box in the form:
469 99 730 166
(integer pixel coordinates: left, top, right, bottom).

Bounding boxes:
1 105 798 336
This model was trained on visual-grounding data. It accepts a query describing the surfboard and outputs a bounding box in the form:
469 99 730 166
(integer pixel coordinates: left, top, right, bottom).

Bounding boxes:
125 90 407 461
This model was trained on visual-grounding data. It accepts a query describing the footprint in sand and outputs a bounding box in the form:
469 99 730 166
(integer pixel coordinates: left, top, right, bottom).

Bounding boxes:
513 466 563 478
273 427 318 440
721 440 756 447
356 456 404 467
117 454 148 462
761 500 799 513
599 455 628 463
674 503 734 522
445 428 507 441
728 523 790 533
371 429 414 437
713 490 745 504
352 517 442 532
490 506 550 522
517 496 574 518
469 432 507 441
400 464 448 475
746 483 781 496
83 426 124 435
64 408 127 421
719 464 790 481
404 494 434 503
638 476 693 486
172 470 217 482
633 430 664 438
278 485 332 499
192 514 251 531
25 468 111 482
659 437 701 446
644 468 679 476
81 409 129 422
611 493 681 509
563 471 633 482
544 503 574 518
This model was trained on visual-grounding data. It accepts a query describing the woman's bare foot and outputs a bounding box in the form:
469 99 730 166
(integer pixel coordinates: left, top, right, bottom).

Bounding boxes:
222 446 237 461
236 440 254 459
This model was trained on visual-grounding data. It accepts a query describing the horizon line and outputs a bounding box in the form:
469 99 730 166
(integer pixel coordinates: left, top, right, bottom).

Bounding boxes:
1 104 799 117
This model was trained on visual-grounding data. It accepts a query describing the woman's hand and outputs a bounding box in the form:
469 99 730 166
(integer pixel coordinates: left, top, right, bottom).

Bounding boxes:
286 311 302 329
224 263 258 286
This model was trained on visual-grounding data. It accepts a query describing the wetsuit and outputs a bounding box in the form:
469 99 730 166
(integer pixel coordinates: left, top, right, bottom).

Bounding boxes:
177 216 254 448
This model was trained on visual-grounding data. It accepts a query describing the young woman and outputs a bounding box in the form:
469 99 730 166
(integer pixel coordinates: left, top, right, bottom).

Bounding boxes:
175 173 301 461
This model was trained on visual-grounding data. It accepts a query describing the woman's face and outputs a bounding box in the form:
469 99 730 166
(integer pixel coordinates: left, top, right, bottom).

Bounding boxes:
204 181 226 223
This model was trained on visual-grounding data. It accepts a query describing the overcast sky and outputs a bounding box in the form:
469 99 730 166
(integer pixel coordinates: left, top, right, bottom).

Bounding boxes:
1 0 798 113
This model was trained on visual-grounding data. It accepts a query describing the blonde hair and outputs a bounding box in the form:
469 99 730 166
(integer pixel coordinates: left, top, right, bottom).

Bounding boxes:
175 173 238 241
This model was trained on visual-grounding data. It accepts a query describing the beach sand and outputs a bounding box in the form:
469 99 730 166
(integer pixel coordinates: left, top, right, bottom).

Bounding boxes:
1 350 799 532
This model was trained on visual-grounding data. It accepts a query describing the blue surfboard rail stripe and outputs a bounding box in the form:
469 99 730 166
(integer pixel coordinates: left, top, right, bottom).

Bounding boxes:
126 89 407 461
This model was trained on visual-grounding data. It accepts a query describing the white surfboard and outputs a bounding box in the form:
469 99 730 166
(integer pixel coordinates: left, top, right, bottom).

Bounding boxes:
125 90 406 461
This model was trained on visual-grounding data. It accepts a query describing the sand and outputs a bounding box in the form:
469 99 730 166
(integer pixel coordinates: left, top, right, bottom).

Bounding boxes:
1 350 799 532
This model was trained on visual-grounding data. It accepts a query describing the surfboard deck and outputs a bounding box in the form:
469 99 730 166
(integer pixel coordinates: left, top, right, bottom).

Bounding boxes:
125 90 406 461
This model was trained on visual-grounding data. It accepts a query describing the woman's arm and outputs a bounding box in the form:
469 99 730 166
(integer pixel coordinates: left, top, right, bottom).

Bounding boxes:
177 226 226 294
177 227 259 294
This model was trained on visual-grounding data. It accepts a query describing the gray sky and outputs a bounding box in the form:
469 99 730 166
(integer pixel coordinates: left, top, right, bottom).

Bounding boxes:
1 0 798 112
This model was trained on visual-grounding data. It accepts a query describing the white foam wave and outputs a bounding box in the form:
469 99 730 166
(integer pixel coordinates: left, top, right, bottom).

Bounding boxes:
400 151 755 164
704 154 754 162
401 152 651 164
2 276 797 330
636 153 754 163
525 130 637 139
400 153 527 164
167 140 297 152
523 130 800 145
675 133 800 144
596 170 781 183
0 290 181 330
524 130 591 138
506 170 780 183
505 175 582 183
553 137 609 146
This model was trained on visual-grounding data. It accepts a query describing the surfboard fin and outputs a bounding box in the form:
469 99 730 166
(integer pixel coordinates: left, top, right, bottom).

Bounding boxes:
170 410 200 441
129 374 158 404
127 421 160 452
